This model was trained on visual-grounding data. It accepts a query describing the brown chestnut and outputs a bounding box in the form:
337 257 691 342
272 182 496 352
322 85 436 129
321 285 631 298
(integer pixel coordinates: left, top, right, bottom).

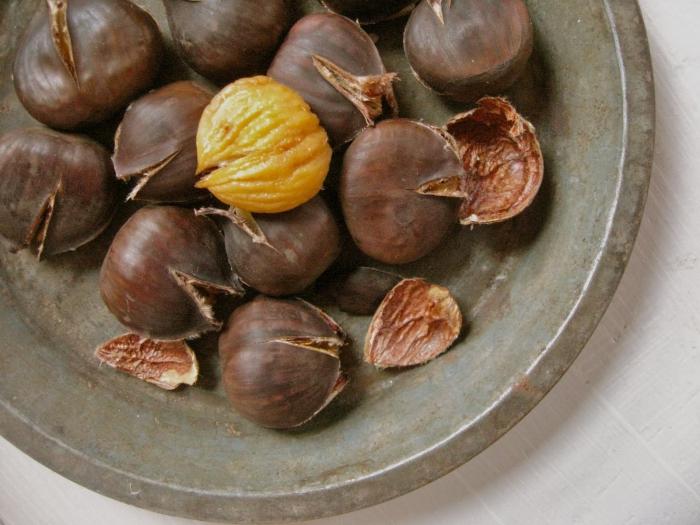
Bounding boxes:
336 267 402 315
318 0 416 24
340 119 463 264
100 206 243 341
404 0 533 102
163 0 291 83
219 296 347 429
268 13 398 147
0 128 117 258
13 0 163 130
113 81 212 203
201 196 341 296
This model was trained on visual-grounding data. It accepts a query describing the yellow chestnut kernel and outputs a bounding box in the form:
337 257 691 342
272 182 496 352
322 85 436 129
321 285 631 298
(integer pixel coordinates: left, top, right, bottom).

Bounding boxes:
195 76 332 213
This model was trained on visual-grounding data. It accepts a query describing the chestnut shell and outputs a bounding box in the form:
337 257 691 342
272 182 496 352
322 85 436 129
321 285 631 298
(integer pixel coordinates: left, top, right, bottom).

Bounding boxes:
13 0 163 130
100 206 241 340
319 0 416 23
219 296 347 429
113 81 212 203
163 0 290 83
0 128 117 257
404 0 533 102
340 119 463 264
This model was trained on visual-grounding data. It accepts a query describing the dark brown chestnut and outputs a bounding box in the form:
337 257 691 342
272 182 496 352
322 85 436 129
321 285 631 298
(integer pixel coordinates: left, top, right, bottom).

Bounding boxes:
201 196 341 296
0 128 117 258
13 0 163 130
219 296 347 429
268 13 398 147
319 0 416 24
336 267 402 315
163 0 291 83
113 81 212 203
100 206 243 341
340 119 463 264
404 0 533 102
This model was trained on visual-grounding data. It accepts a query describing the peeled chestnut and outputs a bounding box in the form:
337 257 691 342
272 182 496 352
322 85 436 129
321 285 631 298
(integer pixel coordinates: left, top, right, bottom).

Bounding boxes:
203 196 341 296
0 128 117 258
319 0 416 24
113 81 212 203
13 0 163 130
163 0 290 83
219 296 347 429
340 119 463 264
404 0 533 102
268 13 398 147
100 206 243 340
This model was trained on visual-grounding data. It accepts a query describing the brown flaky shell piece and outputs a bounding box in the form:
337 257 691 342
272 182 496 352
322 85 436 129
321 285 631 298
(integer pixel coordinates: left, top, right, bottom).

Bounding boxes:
446 97 543 225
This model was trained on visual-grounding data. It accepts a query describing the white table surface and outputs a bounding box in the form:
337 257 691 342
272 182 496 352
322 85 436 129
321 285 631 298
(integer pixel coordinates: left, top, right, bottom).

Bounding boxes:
2 1 700 524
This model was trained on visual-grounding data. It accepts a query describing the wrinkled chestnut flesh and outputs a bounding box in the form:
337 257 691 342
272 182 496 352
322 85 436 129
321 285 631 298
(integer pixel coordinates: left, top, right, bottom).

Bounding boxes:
96 334 198 390
336 267 402 315
365 278 462 368
340 119 463 264
319 0 417 24
163 0 290 83
13 0 163 129
446 97 544 225
404 0 533 102
269 13 398 147
219 297 348 429
100 206 243 341
113 81 212 203
0 128 117 258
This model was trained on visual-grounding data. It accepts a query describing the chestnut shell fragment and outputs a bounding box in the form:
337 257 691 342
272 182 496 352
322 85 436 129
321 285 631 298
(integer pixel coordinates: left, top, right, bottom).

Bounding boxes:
100 206 242 341
163 0 290 83
336 267 402 315
13 0 163 130
268 13 398 147
340 119 463 264
219 297 348 429
319 0 416 24
404 0 533 102
113 81 212 203
0 128 117 258
446 97 544 225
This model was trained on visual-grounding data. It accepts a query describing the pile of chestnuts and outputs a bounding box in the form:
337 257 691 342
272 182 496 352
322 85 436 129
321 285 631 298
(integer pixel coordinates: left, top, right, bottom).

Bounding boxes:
0 0 544 430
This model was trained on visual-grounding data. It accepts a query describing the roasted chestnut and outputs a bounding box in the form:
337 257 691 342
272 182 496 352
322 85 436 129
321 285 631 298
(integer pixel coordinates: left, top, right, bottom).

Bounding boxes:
113 81 212 203
340 119 463 264
336 266 402 315
268 13 398 147
13 0 163 130
219 296 348 429
404 0 533 102
0 128 117 258
100 206 243 340
318 0 416 24
163 0 290 83
202 196 341 296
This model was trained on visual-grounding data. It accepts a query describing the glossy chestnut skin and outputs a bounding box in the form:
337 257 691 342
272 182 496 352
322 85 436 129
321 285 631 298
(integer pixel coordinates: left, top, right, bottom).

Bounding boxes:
404 0 533 102
340 119 463 264
0 128 117 257
113 81 212 203
319 0 416 23
100 206 241 340
163 0 290 83
13 0 163 130
222 196 341 296
219 297 347 429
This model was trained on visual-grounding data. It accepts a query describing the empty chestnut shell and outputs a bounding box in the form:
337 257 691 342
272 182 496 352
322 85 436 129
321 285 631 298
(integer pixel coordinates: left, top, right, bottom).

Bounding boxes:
319 0 416 24
203 196 341 296
0 128 117 258
113 81 212 203
340 119 463 264
100 206 243 340
163 0 290 83
268 13 398 147
219 296 348 429
404 0 533 102
336 266 402 315
13 0 163 130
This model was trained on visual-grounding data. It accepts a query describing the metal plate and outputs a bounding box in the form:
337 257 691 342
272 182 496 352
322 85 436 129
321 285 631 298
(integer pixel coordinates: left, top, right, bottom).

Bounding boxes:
0 0 654 522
